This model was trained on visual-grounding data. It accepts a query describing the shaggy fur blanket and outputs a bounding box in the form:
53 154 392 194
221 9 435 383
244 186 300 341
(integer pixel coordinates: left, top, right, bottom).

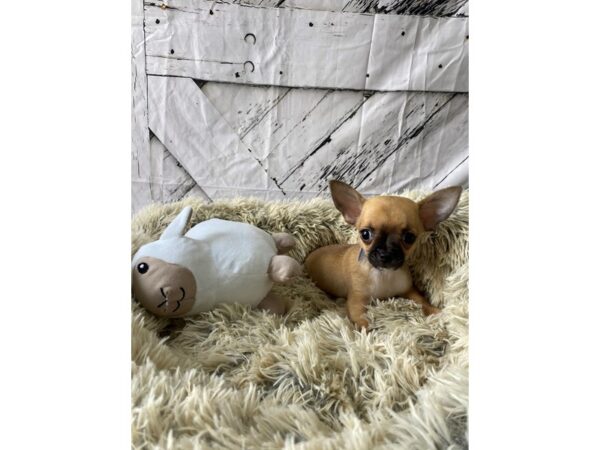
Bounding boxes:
131 191 469 449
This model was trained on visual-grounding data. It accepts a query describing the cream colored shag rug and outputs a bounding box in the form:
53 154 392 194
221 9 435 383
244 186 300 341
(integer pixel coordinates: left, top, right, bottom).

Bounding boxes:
131 191 469 450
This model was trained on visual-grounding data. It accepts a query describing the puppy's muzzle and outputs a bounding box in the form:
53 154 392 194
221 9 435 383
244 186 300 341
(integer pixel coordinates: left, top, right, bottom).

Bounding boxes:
367 234 405 269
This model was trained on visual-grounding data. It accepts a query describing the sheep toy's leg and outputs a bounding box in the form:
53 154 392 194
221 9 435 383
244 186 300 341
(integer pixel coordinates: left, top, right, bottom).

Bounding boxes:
268 255 302 283
257 290 287 315
271 232 296 255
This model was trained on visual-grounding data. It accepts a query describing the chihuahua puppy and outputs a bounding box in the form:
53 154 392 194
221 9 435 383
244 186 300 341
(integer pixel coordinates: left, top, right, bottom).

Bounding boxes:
305 180 462 329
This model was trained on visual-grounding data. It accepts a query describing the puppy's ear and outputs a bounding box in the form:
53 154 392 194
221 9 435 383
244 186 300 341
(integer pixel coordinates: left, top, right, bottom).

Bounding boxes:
419 186 462 231
329 180 365 225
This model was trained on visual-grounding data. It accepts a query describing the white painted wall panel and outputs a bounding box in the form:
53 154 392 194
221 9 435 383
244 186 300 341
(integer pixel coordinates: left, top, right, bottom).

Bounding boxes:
147 75 273 191
143 0 468 92
366 14 468 92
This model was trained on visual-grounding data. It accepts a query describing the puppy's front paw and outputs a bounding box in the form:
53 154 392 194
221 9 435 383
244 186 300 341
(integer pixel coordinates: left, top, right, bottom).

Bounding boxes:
257 291 288 315
347 293 371 331
352 317 370 330
422 304 441 316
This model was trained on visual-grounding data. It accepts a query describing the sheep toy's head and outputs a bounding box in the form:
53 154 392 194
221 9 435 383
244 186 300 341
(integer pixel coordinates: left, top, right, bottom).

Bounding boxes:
132 207 202 317
132 255 197 317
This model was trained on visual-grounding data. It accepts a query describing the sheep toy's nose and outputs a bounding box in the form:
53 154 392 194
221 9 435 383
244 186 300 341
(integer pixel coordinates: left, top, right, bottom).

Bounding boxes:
161 286 185 302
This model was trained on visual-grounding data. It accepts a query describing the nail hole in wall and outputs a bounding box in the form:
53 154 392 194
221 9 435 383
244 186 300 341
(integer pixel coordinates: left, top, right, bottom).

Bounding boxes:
170 49 175 54
209 9 214 15
155 19 160 24
401 31 405 36
438 64 443 68
309 22 314 27
235 72 240 78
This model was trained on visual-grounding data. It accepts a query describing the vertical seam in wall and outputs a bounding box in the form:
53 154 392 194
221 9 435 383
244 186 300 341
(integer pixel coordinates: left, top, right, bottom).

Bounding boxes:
140 0 154 199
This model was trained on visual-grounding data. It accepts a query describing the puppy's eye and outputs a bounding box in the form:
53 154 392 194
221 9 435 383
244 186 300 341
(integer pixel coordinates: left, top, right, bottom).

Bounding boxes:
137 262 149 274
360 229 372 242
402 231 416 245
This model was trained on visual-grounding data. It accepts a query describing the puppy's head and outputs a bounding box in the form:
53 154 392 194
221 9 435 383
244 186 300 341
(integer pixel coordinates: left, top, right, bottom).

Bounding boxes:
329 180 462 270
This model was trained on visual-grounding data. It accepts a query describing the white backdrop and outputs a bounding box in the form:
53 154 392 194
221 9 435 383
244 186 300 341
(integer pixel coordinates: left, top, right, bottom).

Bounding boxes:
132 0 469 213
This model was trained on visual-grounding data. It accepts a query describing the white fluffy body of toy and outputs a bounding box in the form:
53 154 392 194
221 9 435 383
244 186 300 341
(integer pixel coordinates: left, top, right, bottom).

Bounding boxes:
132 207 301 317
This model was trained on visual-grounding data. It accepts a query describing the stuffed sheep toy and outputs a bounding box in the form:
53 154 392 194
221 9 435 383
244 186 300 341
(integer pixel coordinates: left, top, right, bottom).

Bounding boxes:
132 207 302 318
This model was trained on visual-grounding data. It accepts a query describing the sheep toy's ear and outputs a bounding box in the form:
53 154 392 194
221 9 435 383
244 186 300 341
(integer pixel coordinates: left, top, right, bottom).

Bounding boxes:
160 206 193 240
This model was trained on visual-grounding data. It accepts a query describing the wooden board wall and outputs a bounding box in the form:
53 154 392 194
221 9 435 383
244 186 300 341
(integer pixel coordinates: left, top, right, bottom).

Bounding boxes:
132 0 469 212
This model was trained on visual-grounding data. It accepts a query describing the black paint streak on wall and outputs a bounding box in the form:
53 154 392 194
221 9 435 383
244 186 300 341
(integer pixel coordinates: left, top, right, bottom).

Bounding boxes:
326 94 457 191
433 155 468 188
267 90 334 156
278 95 370 185
246 148 288 195
287 92 458 194
342 0 468 17
239 88 292 140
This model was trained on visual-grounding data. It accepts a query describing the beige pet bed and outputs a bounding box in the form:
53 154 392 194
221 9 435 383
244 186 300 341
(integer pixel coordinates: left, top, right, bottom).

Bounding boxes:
131 191 469 449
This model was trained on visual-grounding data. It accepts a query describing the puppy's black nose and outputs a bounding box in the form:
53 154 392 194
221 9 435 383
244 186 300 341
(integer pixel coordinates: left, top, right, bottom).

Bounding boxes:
386 234 402 250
